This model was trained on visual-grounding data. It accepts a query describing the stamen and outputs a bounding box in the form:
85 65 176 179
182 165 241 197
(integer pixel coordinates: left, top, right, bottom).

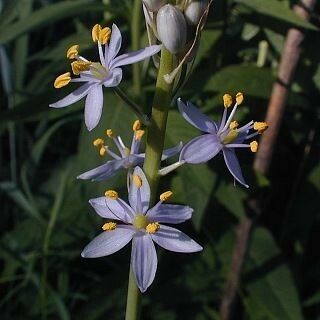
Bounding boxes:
105 190 119 199
229 121 239 130
93 138 105 147
102 222 117 231
160 191 173 201
71 61 91 75
223 94 233 108
99 27 111 44
236 92 244 105
105 129 114 137
254 122 268 134
54 72 71 88
146 222 160 234
223 129 238 144
92 24 102 42
99 146 107 156
91 24 111 44
133 175 143 188
132 120 142 131
135 130 145 141
250 141 258 153
67 45 79 59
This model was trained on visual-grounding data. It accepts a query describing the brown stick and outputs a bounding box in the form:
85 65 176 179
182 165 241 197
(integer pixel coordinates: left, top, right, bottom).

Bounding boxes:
219 1 316 319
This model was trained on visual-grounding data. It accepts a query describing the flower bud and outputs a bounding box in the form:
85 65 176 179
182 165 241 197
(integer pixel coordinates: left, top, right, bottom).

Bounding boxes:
143 0 166 12
184 0 208 26
157 4 187 54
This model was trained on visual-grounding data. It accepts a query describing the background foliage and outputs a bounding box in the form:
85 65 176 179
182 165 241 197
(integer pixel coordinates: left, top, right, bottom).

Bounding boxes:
0 0 320 319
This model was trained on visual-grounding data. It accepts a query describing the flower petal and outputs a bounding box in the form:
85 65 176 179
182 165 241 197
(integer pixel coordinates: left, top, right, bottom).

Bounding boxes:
147 204 193 224
89 197 118 219
131 234 157 293
106 24 122 66
81 225 135 258
161 142 183 160
179 134 222 164
77 159 126 181
129 167 150 213
177 98 217 133
106 196 136 224
151 225 202 253
103 68 122 88
49 82 93 108
222 148 249 188
84 84 103 131
111 45 161 69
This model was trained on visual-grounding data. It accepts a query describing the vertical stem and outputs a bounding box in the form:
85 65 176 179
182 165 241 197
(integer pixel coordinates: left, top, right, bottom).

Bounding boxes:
125 267 142 320
124 47 174 320
131 0 142 97
143 47 174 202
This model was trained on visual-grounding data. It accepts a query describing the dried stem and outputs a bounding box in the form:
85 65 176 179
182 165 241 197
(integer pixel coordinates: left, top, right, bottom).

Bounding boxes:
219 1 316 319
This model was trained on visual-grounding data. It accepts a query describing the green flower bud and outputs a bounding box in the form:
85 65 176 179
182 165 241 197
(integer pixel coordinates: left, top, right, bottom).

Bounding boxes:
157 4 187 54
184 0 208 26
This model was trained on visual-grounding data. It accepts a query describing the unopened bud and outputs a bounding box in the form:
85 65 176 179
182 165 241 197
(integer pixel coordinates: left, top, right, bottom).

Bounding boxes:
157 4 187 54
184 0 208 26
143 0 166 12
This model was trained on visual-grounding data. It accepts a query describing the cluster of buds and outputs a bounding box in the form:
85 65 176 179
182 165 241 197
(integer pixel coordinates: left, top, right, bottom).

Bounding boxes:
142 0 212 81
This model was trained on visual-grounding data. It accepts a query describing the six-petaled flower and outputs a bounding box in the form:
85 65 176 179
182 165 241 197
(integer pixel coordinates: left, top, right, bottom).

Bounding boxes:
81 167 202 292
49 24 161 131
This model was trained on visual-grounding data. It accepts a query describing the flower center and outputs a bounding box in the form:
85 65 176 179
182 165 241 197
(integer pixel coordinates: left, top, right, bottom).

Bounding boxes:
133 214 148 229
90 62 109 80
222 129 238 144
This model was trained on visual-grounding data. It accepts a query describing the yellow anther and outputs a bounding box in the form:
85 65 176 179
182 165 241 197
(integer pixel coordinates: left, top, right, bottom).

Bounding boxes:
146 222 160 234
135 130 145 141
160 191 173 202
92 24 102 42
91 24 111 44
132 120 142 131
229 121 239 130
99 27 111 44
54 72 71 89
105 129 114 137
66 45 79 59
105 190 119 200
133 175 143 188
236 92 244 105
223 129 238 144
102 222 117 231
71 61 91 75
93 138 104 147
250 141 258 153
254 122 269 134
99 147 107 156
223 94 233 108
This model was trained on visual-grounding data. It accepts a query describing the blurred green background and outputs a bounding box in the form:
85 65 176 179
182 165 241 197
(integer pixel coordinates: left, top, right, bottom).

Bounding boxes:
1 0 320 319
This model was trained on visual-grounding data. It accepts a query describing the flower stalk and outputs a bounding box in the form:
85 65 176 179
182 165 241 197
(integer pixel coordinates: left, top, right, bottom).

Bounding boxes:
124 47 174 320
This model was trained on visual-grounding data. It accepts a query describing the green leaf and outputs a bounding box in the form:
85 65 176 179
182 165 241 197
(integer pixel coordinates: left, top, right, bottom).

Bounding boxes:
0 0 104 45
243 227 303 320
235 0 318 31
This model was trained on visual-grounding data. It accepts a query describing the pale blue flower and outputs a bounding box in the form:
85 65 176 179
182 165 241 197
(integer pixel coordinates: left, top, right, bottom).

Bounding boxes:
77 121 182 181
50 24 161 131
160 94 268 187
81 167 202 292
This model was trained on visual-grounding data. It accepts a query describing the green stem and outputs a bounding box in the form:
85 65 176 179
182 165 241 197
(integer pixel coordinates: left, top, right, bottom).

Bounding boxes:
131 0 142 97
125 266 142 320
143 47 174 202
124 47 174 320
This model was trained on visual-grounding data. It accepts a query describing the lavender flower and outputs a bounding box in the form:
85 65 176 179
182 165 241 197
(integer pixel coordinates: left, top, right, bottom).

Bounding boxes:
160 94 268 187
49 24 161 131
81 166 202 292
77 120 182 181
